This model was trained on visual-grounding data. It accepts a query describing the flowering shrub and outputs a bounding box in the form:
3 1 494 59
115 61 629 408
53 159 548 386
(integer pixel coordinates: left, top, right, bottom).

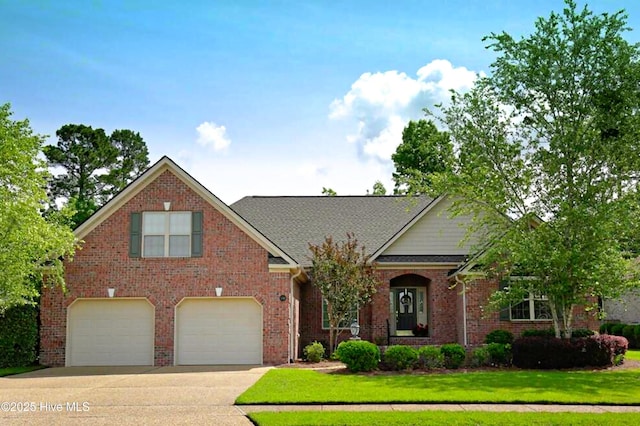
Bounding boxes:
412 323 429 337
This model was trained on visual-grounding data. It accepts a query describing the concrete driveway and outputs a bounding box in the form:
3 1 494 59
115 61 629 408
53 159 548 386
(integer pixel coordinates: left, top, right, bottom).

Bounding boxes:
0 365 271 425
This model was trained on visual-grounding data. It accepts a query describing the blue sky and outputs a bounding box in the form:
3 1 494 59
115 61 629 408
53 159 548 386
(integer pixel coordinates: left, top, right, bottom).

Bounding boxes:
3 1 640 203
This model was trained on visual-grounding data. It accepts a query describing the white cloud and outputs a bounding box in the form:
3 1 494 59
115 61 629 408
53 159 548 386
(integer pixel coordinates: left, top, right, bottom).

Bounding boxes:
195 121 231 151
330 59 481 162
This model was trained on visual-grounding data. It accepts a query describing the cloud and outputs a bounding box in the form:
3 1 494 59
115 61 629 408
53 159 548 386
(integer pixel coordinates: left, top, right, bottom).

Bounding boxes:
330 59 480 162
195 121 231 151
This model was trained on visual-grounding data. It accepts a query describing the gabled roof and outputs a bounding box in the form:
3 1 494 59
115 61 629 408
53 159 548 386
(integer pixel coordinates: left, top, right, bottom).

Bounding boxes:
231 195 435 266
74 156 296 267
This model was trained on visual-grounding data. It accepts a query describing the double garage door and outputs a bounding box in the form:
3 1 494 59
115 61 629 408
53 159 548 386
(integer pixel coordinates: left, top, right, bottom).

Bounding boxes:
67 298 262 366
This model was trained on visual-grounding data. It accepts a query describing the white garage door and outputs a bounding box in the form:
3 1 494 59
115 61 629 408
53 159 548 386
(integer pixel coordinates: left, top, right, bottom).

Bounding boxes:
176 298 262 365
67 299 154 366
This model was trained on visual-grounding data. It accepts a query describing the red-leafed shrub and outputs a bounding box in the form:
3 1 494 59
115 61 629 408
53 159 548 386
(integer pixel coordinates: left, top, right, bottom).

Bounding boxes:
512 335 628 369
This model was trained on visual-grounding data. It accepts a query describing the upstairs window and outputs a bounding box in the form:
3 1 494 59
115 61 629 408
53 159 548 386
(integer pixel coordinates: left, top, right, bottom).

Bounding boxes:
143 212 192 257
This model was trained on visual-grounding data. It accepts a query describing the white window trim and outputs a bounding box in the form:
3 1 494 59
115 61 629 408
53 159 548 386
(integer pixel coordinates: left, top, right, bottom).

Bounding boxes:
142 211 191 258
321 299 359 330
510 292 552 322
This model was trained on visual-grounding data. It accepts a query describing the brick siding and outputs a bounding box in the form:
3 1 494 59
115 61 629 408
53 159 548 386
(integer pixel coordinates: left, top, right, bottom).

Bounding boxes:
40 170 290 366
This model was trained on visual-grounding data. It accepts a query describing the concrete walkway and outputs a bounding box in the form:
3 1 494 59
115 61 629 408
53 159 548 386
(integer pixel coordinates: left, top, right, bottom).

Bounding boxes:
240 403 640 414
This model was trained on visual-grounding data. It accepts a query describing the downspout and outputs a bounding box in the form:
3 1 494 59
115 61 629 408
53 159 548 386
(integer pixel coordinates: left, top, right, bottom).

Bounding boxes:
289 267 304 363
455 275 468 347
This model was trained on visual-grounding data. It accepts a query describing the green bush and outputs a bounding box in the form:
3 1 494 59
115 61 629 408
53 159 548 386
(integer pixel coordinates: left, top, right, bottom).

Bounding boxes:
335 340 380 373
610 324 625 336
599 323 611 334
303 341 325 363
521 328 555 338
382 345 418 371
418 345 444 369
440 343 466 369
484 329 514 345
0 304 38 368
571 328 595 338
487 343 512 366
470 346 490 367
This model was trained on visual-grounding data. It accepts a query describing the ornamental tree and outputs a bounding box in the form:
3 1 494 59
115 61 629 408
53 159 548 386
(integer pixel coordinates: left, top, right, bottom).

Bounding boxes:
427 0 640 338
309 234 381 352
0 104 76 310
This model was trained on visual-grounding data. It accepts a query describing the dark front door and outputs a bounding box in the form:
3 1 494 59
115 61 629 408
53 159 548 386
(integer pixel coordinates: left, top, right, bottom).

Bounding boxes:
396 288 417 331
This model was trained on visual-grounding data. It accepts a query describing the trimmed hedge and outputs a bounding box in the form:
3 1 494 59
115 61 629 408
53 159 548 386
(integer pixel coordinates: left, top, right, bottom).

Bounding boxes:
418 345 444 369
336 340 380 372
382 345 419 371
440 343 466 369
303 341 325 363
485 329 514 345
0 304 39 368
512 335 628 369
601 322 640 348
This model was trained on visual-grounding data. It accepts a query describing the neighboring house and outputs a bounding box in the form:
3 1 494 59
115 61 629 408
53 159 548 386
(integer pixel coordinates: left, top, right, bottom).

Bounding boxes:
39 157 598 367
603 290 640 324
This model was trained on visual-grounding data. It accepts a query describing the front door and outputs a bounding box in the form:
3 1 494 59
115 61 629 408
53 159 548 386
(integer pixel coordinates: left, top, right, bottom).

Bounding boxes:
395 288 417 331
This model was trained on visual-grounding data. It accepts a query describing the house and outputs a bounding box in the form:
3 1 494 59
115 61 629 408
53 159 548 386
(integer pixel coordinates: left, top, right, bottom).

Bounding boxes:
603 290 640 324
39 157 598 367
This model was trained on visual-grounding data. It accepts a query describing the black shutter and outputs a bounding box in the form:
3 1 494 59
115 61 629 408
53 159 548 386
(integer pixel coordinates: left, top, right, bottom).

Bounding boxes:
191 211 203 257
130 212 142 258
499 279 511 321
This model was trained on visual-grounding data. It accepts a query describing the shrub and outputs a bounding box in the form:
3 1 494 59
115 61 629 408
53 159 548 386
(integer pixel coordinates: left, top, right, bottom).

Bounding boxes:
0 304 38 368
382 345 419 371
599 323 611 334
440 343 466 369
512 335 628 369
335 340 380 372
610 324 625 336
487 343 512 366
418 345 444 369
521 328 555 338
303 341 325 363
571 328 595 338
470 346 490 367
484 329 514 345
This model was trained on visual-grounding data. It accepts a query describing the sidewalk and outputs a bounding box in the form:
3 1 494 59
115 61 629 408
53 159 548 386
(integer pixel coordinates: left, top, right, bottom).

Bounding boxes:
239 403 640 414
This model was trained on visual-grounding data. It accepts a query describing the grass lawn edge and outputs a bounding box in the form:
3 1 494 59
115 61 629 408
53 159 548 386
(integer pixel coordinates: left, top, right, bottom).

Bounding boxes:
0 365 46 377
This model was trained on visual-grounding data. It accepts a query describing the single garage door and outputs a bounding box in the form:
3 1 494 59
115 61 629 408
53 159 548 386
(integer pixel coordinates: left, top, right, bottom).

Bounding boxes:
176 298 262 365
67 299 154 366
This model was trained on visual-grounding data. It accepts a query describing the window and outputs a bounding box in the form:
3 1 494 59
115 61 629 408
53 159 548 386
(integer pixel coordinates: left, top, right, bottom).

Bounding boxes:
142 212 191 257
322 299 358 329
511 293 552 321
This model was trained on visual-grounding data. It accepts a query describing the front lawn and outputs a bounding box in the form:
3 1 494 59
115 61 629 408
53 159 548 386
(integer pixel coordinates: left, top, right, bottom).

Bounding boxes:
236 368 640 405
0 365 44 377
626 349 640 361
248 412 640 426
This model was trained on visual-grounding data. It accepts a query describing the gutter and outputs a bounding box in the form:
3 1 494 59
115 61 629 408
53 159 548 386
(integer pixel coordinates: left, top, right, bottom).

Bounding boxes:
289 267 305 363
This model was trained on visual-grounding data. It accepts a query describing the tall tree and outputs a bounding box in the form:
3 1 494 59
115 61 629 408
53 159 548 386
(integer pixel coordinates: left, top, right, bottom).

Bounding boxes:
0 104 76 310
428 0 640 338
391 119 453 194
369 180 387 195
44 124 116 225
100 129 149 202
309 234 381 352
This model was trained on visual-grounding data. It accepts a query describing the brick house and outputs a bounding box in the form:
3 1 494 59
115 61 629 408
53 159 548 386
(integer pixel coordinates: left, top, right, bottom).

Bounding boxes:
39 157 598 367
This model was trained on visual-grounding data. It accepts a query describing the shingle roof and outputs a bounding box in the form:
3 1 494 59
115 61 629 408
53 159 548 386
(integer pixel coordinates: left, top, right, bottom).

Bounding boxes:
231 195 434 266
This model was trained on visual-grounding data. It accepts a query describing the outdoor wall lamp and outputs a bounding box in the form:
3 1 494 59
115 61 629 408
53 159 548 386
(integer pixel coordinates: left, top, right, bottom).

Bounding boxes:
215 287 223 297
350 321 360 340
107 288 115 298
163 201 171 211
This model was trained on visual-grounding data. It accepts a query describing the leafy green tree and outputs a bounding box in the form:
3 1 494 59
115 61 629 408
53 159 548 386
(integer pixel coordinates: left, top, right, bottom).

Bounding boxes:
322 187 337 196
0 104 76 310
391 119 453 194
428 0 640 338
309 234 381 352
100 129 149 202
368 181 387 195
44 125 149 227
44 124 117 226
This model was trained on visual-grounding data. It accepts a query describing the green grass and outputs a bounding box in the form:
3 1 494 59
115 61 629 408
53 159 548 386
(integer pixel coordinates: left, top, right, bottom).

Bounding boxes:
248 411 640 426
0 365 44 377
236 368 640 405
626 349 640 361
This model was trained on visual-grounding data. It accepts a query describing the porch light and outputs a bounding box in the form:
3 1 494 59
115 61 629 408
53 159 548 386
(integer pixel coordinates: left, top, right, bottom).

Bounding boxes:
163 201 171 211
215 287 223 297
107 288 115 298
350 321 360 340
